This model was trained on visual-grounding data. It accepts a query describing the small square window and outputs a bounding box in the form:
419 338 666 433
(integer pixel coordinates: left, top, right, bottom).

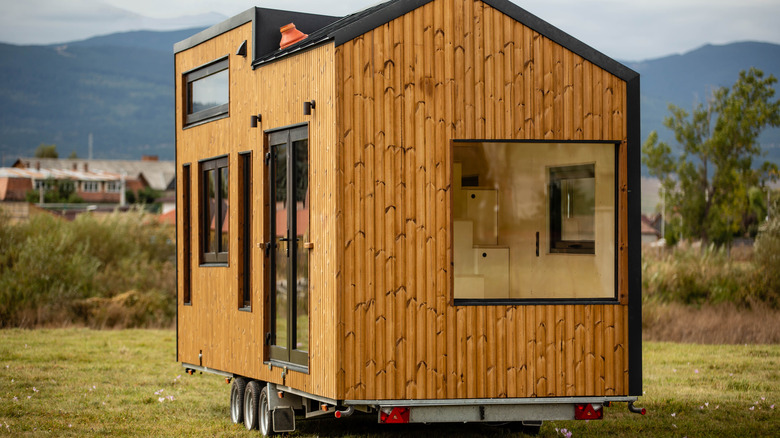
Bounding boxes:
184 57 229 126
549 164 596 254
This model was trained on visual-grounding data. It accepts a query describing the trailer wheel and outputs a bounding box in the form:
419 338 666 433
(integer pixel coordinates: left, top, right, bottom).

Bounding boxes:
230 377 247 424
243 380 261 430
259 386 275 436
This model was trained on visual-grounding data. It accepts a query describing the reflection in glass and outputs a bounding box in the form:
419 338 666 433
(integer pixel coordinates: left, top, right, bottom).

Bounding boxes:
204 169 216 254
220 167 229 252
294 139 309 353
189 70 228 114
274 144 288 348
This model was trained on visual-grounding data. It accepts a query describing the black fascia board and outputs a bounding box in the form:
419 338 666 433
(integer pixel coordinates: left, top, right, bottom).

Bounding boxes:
626 74 643 396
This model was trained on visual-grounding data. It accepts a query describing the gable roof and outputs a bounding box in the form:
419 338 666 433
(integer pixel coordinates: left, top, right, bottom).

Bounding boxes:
251 0 637 82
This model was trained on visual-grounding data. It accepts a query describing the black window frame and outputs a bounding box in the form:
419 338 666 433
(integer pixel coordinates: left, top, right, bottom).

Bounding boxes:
549 163 597 255
239 151 252 311
181 163 192 305
200 155 229 265
184 57 229 127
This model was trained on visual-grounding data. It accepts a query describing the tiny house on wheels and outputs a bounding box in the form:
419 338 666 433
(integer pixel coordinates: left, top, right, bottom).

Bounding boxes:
174 0 644 434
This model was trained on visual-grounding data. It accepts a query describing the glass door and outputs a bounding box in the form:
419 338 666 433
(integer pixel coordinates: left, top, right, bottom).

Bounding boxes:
268 125 309 367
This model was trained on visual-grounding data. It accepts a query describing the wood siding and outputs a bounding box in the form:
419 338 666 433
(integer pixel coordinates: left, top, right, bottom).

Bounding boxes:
176 25 339 398
335 0 630 400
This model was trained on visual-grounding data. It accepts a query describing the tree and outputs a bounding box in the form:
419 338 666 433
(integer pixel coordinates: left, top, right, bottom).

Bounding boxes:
34 143 58 158
643 68 780 245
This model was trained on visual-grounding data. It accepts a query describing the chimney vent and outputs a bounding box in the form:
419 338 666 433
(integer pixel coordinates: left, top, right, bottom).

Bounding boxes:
279 23 307 49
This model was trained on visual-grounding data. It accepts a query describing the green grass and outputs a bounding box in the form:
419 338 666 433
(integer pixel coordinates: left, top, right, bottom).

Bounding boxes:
1 329 778 437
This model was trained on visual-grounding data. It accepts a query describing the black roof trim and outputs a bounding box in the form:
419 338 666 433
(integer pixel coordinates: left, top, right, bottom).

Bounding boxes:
253 0 637 82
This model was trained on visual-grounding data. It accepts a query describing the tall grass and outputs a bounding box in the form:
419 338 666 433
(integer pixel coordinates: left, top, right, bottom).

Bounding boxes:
0 210 175 328
642 216 780 309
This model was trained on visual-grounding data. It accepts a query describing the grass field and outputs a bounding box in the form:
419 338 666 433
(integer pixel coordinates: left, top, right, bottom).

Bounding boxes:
1 329 778 437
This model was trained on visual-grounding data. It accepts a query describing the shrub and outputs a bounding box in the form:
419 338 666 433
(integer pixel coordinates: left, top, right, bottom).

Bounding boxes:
753 215 780 307
643 226 779 309
0 209 175 328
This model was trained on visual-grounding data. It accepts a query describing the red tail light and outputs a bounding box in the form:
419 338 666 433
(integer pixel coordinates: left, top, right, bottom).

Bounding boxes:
379 407 410 423
574 403 603 420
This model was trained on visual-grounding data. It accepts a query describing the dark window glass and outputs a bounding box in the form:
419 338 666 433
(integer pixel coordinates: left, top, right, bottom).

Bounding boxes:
204 169 216 254
200 156 229 264
240 152 252 309
220 166 229 253
182 164 192 305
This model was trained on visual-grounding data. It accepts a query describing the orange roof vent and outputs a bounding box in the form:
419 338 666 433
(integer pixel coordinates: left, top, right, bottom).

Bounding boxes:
279 23 307 49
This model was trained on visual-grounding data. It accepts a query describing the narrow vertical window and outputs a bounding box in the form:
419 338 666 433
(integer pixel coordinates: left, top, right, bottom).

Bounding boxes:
239 152 252 310
200 156 229 264
182 164 192 305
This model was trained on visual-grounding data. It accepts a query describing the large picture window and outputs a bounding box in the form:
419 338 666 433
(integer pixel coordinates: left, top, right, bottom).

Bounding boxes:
200 156 229 264
184 57 229 126
452 141 616 302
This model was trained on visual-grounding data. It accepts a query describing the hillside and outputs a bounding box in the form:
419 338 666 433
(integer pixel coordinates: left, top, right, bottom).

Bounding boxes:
0 30 778 165
627 41 780 166
0 28 204 161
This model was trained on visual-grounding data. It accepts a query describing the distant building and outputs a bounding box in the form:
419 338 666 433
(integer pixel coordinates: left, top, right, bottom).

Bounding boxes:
12 155 174 194
0 166 128 204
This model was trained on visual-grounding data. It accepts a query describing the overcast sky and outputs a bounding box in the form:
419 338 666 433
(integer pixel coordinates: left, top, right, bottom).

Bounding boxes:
1 0 779 61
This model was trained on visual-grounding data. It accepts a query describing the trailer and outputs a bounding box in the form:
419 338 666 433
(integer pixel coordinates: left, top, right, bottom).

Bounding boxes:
174 0 644 434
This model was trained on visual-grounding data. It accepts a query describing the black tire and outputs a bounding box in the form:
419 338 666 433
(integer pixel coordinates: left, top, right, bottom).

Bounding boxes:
259 386 276 436
243 381 261 430
230 377 247 424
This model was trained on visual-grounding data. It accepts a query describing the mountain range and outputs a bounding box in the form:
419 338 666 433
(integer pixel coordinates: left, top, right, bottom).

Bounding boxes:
0 28 778 169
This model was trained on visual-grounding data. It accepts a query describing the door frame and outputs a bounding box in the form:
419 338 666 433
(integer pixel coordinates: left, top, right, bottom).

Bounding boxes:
266 123 309 369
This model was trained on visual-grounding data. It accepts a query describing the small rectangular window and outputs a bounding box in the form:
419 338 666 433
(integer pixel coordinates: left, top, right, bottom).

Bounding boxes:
549 164 596 254
182 164 192 305
200 156 229 264
184 57 229 126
